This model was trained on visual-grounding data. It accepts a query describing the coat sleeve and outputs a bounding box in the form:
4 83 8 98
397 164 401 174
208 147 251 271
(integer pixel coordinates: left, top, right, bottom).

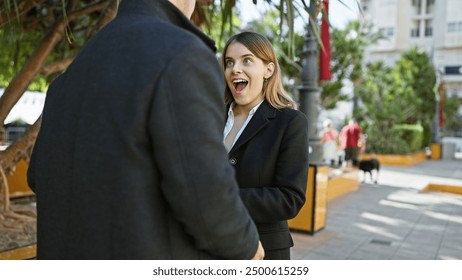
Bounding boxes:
147 44 259 260
239 112 309 223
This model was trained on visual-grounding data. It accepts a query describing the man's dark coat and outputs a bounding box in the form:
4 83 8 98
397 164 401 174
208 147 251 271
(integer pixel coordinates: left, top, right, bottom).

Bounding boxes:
28 0 259 260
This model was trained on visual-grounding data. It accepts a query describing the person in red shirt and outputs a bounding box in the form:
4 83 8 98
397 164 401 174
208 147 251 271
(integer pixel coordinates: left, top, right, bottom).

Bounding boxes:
340 118 363 167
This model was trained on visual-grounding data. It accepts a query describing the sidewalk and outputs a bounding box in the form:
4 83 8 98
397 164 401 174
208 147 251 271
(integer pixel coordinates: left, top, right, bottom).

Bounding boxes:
292 159 462 260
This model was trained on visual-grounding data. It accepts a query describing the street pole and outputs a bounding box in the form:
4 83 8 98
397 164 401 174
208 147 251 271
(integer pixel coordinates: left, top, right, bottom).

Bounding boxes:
433 71 441 144
298 1 323 165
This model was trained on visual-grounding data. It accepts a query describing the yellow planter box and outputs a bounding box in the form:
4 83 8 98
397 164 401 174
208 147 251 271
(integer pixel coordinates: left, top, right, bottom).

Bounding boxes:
422 184 462 195
288 165 328 234
289 165 360 234
361 151 427 166
0 245 36 260
6 159 34 198
431 143 441 160
327 169 359 201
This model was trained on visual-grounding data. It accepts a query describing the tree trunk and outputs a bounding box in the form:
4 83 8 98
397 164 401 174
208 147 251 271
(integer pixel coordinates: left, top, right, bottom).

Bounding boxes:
0 118 40 211
0 21 67 124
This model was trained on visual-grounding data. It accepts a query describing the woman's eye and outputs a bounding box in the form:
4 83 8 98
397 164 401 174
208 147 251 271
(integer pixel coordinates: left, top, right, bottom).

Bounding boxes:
225 60 234 67
243 58 251 65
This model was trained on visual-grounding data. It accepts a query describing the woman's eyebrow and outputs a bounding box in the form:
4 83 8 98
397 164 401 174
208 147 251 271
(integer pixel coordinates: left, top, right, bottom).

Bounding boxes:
225 53 254 60
241 53 254 58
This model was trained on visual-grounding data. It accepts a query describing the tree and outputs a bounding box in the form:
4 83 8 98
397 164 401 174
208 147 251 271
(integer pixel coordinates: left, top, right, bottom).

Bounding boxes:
356 61 416 154
356 48 437 154
314 19 384 113
395 48 436 146
0 0 118 220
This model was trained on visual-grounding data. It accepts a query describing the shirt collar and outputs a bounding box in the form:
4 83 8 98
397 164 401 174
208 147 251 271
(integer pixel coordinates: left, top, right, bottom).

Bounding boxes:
228 100 264 118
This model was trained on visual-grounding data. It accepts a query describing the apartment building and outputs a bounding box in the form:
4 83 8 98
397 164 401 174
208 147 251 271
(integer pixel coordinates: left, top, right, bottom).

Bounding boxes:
361 0 462 120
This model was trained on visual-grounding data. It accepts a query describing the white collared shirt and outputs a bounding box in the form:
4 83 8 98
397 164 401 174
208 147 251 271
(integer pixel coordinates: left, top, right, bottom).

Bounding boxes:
223 101 264 151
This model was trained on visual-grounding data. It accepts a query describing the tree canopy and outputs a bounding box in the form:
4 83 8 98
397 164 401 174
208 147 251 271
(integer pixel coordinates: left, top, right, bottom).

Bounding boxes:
357 48 438 153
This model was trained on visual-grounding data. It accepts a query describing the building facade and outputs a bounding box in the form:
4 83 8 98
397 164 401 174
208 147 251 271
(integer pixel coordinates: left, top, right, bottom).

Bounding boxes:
361 0 462 129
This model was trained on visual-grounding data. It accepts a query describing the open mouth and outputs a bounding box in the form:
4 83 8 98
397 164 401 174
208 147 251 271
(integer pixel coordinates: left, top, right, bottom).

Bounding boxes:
233 79 248 92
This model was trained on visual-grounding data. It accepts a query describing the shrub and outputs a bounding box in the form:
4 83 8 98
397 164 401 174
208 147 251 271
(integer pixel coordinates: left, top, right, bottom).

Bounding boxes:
393 124 424 152
366 123 423 154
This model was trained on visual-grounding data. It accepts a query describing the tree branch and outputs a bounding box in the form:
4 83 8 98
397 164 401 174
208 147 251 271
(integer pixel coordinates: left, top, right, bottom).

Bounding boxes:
41 56 75 75
0 0 46 27
0 0 112 124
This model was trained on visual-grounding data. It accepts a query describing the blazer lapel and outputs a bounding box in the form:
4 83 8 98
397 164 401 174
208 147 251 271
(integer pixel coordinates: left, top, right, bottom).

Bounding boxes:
230 101 276 153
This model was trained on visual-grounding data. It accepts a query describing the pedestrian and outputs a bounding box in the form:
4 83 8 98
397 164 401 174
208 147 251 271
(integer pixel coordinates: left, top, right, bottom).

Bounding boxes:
340 118 364 167
320 119 339 166
27 0 263 260
222 31 309 260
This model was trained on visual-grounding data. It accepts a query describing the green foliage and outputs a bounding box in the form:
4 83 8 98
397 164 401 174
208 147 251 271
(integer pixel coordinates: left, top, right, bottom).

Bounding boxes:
357 48 437 154
321 21 382 110
202 1 241 51
443 95 462 133
365 123 423 154
366 124 410 154
393 124 424 152
0 0 112 92
0 25 51 91
395 48 436 146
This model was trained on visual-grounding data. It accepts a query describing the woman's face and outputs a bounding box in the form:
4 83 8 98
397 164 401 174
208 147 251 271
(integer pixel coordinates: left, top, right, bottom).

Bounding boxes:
224 42 272 111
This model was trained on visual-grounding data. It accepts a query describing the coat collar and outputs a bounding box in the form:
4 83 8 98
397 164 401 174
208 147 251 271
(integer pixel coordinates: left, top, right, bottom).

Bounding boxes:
117 0 217 52
229 100 277 153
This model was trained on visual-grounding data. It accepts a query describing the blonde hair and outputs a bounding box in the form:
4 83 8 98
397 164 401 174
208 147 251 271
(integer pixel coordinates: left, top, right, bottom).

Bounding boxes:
222 31 297 110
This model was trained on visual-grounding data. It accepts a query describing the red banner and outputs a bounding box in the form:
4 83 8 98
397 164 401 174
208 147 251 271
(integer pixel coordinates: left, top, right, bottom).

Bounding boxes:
319 0 331 81
439 81 446 128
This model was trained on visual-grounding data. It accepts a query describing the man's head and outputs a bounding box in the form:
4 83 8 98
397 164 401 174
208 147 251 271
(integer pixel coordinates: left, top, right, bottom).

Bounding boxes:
169 0 196 19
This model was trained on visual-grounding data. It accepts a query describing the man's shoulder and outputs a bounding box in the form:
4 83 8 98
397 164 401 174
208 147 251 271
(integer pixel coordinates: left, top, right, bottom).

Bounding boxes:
110 15 210 51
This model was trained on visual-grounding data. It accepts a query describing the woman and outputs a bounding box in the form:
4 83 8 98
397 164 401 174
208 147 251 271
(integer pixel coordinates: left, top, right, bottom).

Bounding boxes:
222 31 309 260
321 119 340 166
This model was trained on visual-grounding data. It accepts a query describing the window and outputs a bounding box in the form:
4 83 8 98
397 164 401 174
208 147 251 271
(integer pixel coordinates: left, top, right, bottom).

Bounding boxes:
387 27 394 37
425 27 432 36
379 27 394 38
425 20 433 36
411 28 420 37
425 0 435 14
448 22 457 33
412 0 422 14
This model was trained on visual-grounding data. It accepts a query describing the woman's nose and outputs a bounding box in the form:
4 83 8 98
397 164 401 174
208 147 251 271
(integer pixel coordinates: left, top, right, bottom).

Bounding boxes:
232 62 242 73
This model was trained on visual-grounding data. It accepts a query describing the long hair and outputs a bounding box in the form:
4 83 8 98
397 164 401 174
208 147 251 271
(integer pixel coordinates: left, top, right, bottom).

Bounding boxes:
222 31 297 109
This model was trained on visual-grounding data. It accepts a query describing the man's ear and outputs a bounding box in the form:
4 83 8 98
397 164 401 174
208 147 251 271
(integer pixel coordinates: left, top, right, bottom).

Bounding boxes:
264 62 275 79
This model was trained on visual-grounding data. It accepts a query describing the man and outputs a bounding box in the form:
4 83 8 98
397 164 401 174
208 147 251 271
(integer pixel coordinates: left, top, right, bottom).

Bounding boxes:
340 118 364 167
28 0 263 260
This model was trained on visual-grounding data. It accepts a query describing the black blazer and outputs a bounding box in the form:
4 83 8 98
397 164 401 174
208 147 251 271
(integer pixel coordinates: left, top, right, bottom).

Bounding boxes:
27 0 259 260
228 100 309 251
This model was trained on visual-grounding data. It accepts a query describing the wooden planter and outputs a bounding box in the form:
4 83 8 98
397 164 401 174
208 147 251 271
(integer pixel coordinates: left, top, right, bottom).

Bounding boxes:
360 150 427 166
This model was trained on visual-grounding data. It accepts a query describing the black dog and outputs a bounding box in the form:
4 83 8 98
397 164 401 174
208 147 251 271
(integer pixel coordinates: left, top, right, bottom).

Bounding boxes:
358 159 380 184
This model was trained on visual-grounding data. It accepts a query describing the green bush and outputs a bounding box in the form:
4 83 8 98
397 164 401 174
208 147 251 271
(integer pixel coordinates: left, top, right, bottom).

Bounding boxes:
366 123 423 154
393 124 424 152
